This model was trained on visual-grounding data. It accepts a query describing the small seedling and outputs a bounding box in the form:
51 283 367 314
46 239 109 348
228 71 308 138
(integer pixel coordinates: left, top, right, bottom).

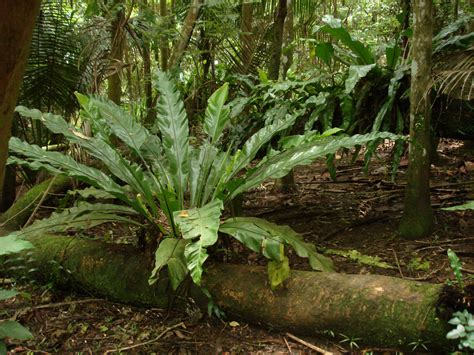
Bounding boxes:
339 333 361 350
408 339 429 351
447 249 464 292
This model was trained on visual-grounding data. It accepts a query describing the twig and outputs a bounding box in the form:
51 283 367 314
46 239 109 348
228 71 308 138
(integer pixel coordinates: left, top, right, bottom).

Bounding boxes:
285 333 333 355
0 193 41 227
14 298 104 311
104 322 185 354
283 336 292 353
461 267 474 274
391 249 405 279
24 175 57 227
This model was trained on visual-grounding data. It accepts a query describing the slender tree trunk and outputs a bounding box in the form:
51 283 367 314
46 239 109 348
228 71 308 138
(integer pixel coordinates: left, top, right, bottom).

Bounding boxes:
468 0 474 33
168 0 204 70
400 0 411 59
0 0 42 211
268 0 287 80
240 1 253 73
140 0 155 126
281 0 294 80
160 0 170 70
399 0 434 239
453 0 459 19
107 1 126 105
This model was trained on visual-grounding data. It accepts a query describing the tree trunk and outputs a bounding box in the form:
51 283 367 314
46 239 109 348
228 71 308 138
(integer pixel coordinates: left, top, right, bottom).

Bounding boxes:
140 1 155 126
0 1 42 212
107 0 126 105
160 0 170 70
281 0 294 80
399 0 434 239
0 175 72 231
400 0 411 59
168 0 204 70
268 0 287 80
240 1 253 73
0 233 457 351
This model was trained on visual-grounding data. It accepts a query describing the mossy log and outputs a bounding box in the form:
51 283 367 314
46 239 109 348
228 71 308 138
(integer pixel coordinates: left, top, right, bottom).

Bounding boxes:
0 175 72 230
0 233 457 351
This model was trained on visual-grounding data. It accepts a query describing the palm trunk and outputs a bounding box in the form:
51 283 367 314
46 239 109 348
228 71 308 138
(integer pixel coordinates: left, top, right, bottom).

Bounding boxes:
399 0 434 239
168 0 204 70
0 0 42 211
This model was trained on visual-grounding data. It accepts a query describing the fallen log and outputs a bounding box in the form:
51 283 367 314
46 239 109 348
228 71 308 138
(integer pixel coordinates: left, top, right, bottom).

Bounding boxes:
0 175 72 231
0 233 458 351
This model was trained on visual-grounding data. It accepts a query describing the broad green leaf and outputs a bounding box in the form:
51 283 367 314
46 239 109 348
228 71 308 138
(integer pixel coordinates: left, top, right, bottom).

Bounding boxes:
443 201 474 211
433 14 474 43
314 42 334 66
189 143 218 207
154 71 189 208
140 135 173 188
0 320 33 340
220 217 333 271
9 138 129 204
219 217 282 259
385 44 401 70
77 95 150 152
174 200 223 284
280 128 343 149
345 64 376 94
204 149 233 204
149 238 188 290
9 203 140 240
0 235 33 255
15 107 158 216
268 256 290 290
230 114 297 179
68 187 116 200
203 83 230 143
0 340 6 355
0 289 19 301
316 15 374 65
231 132 401 198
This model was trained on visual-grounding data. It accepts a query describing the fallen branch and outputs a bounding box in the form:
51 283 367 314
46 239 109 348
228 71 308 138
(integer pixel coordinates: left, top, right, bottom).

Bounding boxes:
286 333 333 355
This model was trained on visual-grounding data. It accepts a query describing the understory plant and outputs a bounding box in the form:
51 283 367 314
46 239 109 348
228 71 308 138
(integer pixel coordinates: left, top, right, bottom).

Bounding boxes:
8 71 398 290
0 237 34 354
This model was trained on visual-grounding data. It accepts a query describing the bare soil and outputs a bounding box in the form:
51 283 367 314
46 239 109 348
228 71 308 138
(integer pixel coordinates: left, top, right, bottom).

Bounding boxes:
2 139 474 354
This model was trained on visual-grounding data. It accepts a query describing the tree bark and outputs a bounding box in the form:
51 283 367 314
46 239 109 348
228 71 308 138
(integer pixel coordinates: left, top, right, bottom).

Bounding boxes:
107 0 126 105
160 0 170 70
0 233 457 351
0 175 72 231
240 1 253 73
168 0 204 70
281 0 294 80
399 0 434 239
268 0 287 80
0 1 42 211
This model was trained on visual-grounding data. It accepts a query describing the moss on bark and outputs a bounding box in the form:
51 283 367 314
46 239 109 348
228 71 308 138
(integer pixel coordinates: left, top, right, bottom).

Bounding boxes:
1 234 456 351
0 175 72 230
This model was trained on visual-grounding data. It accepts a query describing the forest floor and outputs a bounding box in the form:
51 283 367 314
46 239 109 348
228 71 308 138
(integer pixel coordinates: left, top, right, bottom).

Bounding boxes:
2 139 474 354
